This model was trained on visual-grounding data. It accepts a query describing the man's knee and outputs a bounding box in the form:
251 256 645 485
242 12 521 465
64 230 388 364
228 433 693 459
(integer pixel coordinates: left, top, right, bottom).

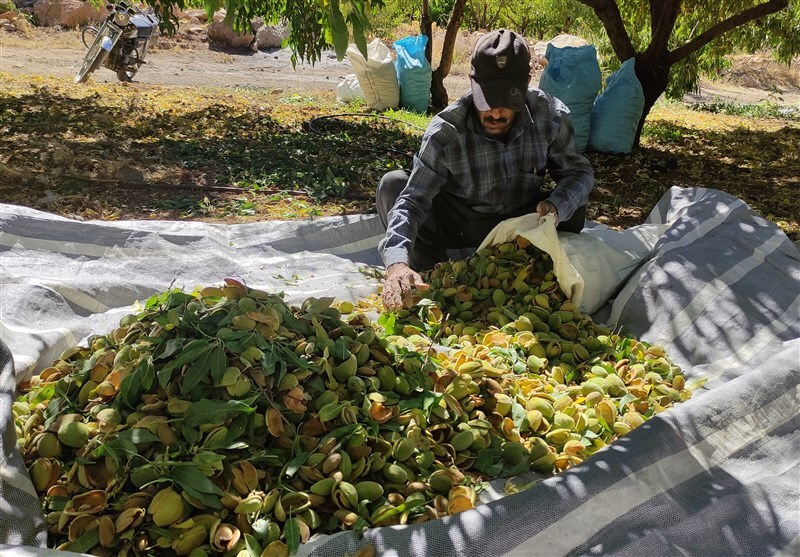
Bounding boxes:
557 205 586 233
376 169 411 227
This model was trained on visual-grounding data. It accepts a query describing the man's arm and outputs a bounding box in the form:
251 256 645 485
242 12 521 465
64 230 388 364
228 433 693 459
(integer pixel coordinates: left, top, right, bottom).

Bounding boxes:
378 132 449 311
378 136 449 268
542 109 594 222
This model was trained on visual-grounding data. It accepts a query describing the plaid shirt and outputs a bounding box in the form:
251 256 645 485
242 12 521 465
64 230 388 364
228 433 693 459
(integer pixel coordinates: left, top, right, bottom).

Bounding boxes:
379 88 594 268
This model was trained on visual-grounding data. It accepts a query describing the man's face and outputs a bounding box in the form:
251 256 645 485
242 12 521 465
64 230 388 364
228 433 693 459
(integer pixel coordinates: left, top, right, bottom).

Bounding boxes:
477 107 516 138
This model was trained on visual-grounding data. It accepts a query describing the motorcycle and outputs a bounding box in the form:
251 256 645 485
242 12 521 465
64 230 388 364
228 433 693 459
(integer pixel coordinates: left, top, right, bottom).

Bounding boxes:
75 1 159 84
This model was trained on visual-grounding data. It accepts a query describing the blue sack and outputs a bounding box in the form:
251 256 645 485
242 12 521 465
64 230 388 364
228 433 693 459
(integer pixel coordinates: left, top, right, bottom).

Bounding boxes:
394 35 432 113
588 57 645 154
538 43 602 153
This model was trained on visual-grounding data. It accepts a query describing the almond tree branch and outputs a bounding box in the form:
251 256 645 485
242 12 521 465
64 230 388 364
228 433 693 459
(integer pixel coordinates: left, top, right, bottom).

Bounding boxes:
669 0 788 64
578 0 636 61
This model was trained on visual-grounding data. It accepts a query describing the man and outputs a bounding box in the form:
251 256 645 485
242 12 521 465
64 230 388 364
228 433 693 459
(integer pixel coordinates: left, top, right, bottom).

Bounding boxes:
377 29 594 311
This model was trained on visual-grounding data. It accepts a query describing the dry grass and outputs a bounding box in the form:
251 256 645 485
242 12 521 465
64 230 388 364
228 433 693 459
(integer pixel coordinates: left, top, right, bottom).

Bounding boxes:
722 53 800 90
0 23 84 48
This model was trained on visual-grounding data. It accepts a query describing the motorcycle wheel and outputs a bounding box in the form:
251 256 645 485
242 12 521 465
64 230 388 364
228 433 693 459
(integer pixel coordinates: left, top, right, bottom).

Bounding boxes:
115 46 140 82
75 31 110 83
81 26 98 49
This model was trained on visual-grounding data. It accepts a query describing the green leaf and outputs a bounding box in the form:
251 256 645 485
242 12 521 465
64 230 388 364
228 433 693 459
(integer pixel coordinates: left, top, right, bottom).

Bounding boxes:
279 311 311 336
172 464 224 501
68 528 100 553
349 11 367 60
377 312 397 334
511 402 527 431
183 398 257 427
174 339 213 368
371 497 426 523
155 338 183 361
318 401 346 422
398 390 441 414
284 448 310 479
221 413 251 448
474 448 503 476
331 337 349 361
118 428 159 445
284 516 301 555
180 346 215 394
209 345 227 385
28 382 55 406
181 425 200 447
302 297 335 314
244 533 263 557
311 317 330 345
617 393 639 411
157 362 177 389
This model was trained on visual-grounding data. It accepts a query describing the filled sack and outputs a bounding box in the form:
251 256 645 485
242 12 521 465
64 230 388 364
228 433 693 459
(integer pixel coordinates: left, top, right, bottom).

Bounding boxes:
538 44 602 153
336 74 365 103
588 57 645 154
346 39 400 111
479 213 666 314
394 34 432 113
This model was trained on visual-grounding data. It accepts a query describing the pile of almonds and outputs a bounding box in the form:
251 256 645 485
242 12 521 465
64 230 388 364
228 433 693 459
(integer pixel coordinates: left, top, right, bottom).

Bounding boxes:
14 237 696 556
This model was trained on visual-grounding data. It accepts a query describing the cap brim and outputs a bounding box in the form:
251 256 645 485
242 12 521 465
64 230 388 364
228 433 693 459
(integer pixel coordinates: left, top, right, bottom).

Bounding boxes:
471 78 527 111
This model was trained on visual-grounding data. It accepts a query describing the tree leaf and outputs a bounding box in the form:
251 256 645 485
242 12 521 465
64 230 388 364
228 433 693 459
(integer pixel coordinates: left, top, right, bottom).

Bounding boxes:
118 428 159 445
244 533 263 557
174 339 213 368
172 464 224 496
183 399 257 427
180 345 214 394
284 516 300 555
284 448 310 479
155 337 183 361
349 13 367 59
210 345 227 385
68 529 100 553
157 361 176 390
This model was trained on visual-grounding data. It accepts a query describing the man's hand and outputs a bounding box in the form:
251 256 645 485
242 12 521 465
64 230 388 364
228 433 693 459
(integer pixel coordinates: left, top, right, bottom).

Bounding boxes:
382 263 429 312
536 200 560 225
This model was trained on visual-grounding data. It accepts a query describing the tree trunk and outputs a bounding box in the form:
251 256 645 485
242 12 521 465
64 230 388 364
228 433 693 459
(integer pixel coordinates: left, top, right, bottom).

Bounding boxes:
633 53 670 147
421 0 432 65
430 0 468 111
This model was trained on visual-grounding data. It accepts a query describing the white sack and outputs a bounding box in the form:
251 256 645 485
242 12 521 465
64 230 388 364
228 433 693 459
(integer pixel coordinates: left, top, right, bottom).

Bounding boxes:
346 40 399 111
478 214 585 309
478 214 666 314
336 74 365 103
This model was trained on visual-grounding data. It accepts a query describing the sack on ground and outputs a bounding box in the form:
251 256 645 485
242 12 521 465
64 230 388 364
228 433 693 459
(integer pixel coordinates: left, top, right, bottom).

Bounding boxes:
346 39 400 111
588 58 645 154
538 44 602 153
559 223 667 313
336 74 365 103
478 214 585 309
479 214 667 314
394 35 432 113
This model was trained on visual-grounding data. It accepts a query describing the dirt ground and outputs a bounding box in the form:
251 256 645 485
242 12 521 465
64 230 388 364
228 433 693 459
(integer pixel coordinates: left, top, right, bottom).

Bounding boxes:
2 25 799 106
0 25 479 96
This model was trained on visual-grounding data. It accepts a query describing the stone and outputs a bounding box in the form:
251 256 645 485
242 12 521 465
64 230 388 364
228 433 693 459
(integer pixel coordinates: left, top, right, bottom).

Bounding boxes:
206 19 253 49
33 0 106 28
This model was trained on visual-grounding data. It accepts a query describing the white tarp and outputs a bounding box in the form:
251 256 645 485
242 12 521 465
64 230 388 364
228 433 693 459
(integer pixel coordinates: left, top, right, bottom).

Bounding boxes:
1 186 798 556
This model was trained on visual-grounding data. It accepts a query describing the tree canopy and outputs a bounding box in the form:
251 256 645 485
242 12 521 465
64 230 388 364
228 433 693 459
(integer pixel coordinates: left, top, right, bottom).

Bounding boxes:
144 0 799 141
576 0 799 141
